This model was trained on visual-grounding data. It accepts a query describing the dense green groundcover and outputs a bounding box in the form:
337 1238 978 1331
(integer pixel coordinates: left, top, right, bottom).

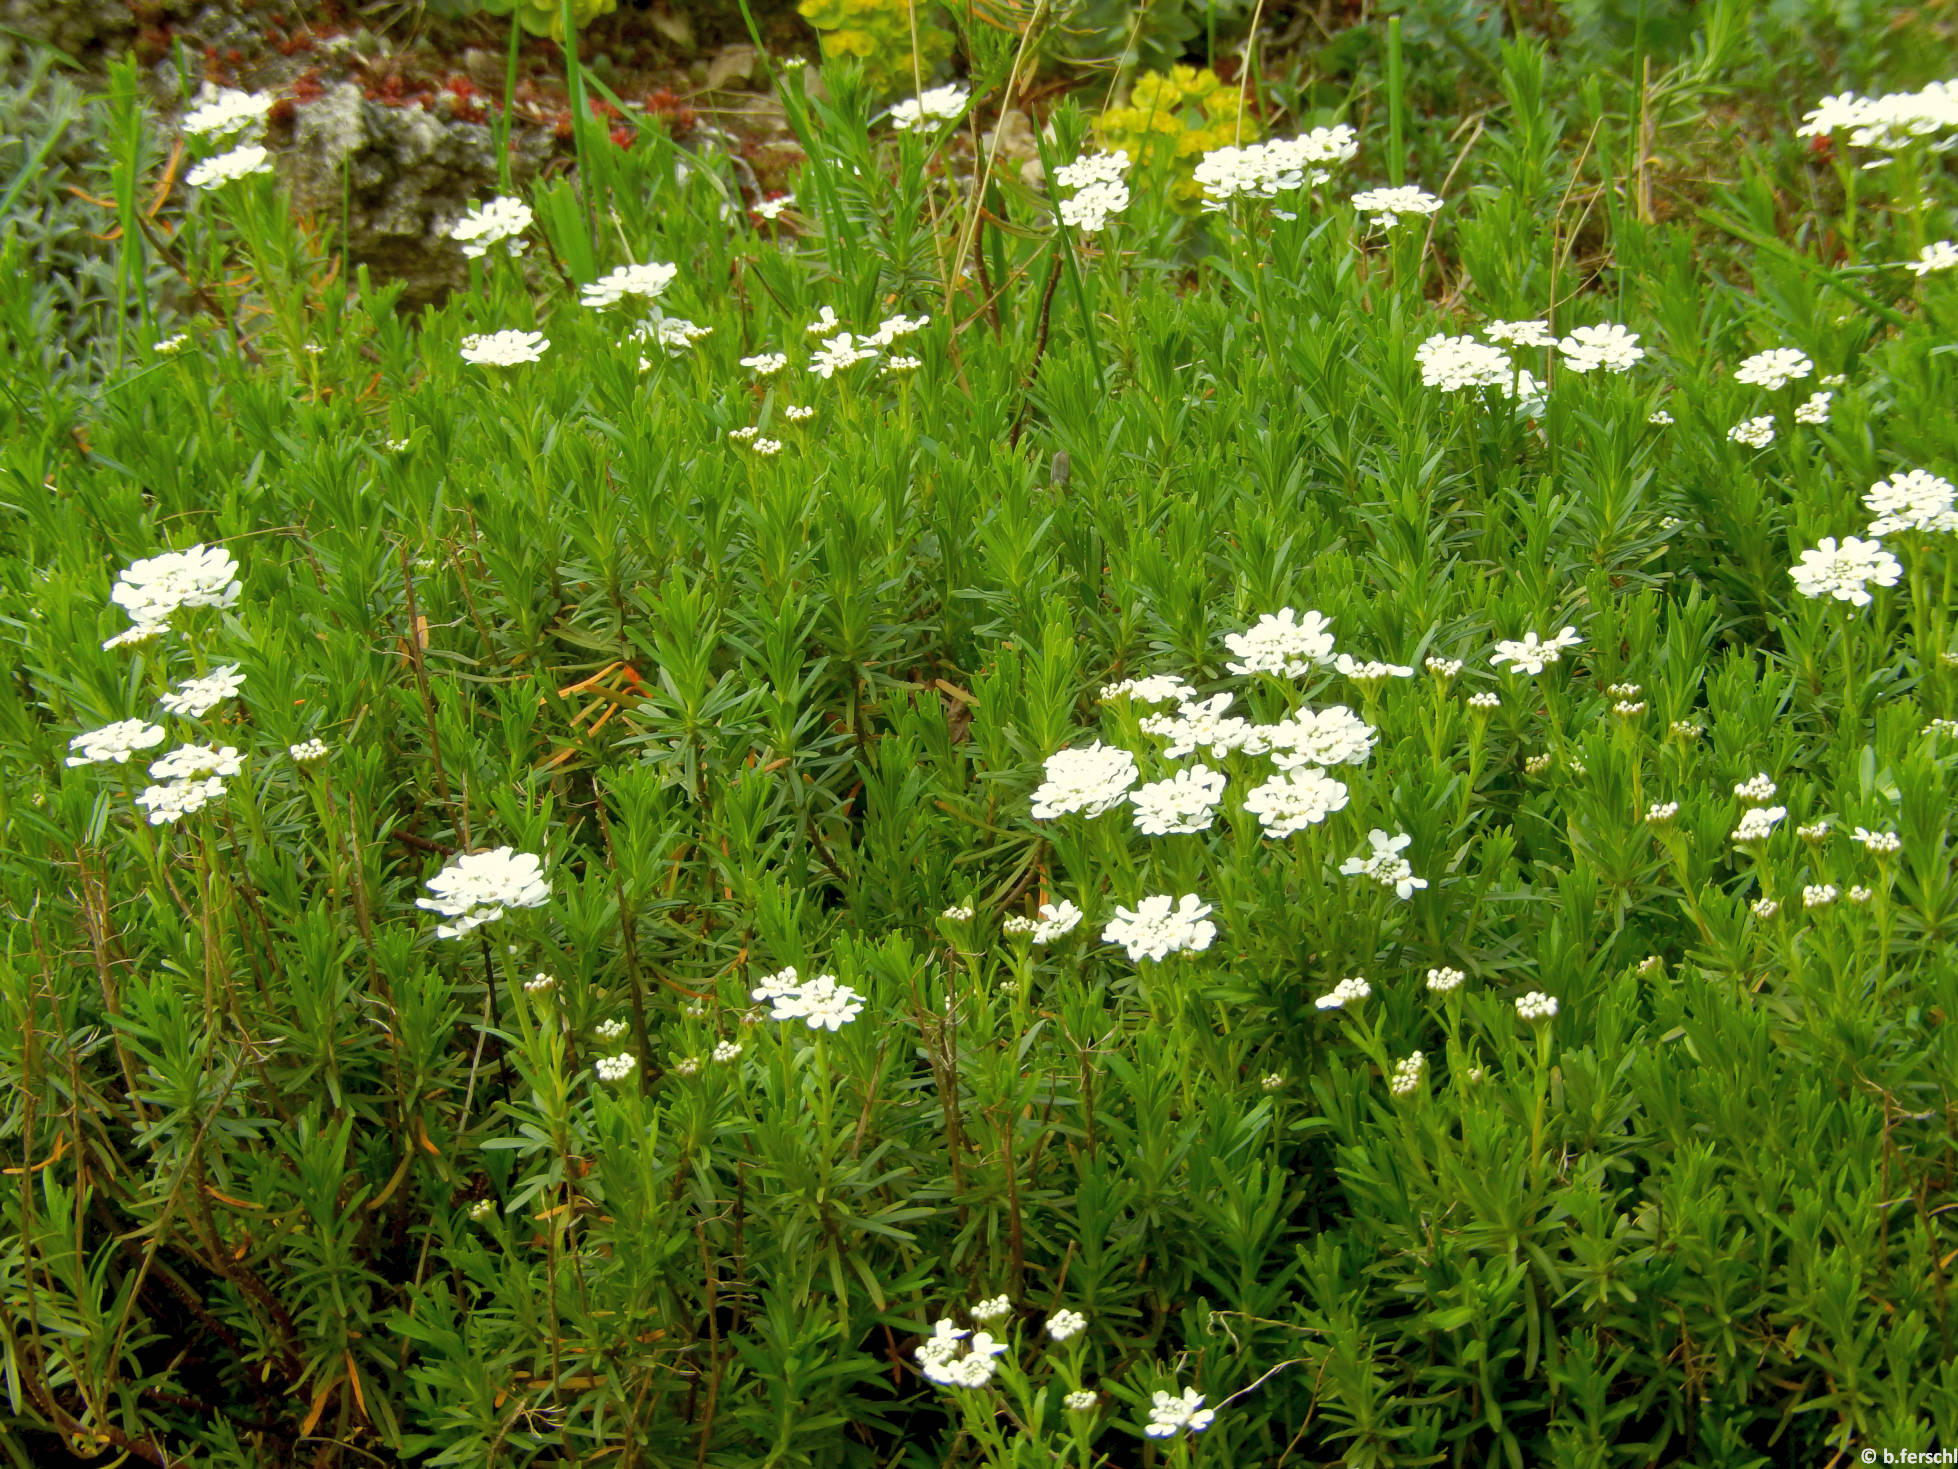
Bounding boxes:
3 6 1958 1466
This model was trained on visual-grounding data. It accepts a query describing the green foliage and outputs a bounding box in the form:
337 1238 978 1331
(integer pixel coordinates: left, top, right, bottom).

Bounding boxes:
2 8 1958 1468
478 0 618 40
797 0 955 98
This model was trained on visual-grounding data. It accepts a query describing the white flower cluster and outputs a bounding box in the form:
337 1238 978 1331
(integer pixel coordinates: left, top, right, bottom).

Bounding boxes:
1853 826 1902 854
1195 126 1358 208
417 847 550 939
1795 391 1833 424
1490 626 1583 676
182 86 273 140
1389 1050 1426 1096
1728 416 1775 448
1514 990 1559 1022
1734 347 1813 390
915 1318 1006 1388
1144 1387 1215 1438
1002 900 1084 943
1789 536 1902 607
1243 767 1349 837
1426 966 1466 993
1906 240 1958 276
1865 470 1958 535
595 1053 637 1082
1054 149 1131 235
186 144 273 190
1734 773 1777 804
581 260 678 309
1031 742 1138 818
107 543 241 647
1224 607 1336 677
135 776 228 825
449 197 533 259
1128 764 1227 835
1315 975 1371 1011
750 968 865 1030
1556 323 1645 374
1101 894 1216 962
1340 828 1427 899
66 719 166 767
1804 884 1839 909
461 330 548 366
1350 185 1442 229
1101 674 1196 704
1732 806 1787 843
634 315 714 359
1797 80 1958 153
159 665 246 719
1047 1308 1087 1341
1417 334 1514 392
890 85 969 131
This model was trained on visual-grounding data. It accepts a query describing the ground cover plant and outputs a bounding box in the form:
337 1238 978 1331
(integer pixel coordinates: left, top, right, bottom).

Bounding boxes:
2 3 1958 1465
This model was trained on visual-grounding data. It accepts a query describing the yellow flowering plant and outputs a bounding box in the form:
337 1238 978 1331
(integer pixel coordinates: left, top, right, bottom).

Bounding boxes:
478 0 617 39
797 0 954 99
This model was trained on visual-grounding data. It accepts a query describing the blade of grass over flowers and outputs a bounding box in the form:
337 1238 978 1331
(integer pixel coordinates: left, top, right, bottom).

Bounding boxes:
1386 17 1405 187
496 8 521 194
1694 208 1909 329
945 0 1048 330
559 0 596 253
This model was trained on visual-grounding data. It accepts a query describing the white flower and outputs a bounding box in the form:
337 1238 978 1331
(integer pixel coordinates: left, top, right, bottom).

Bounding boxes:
1260 1072 1285 1091
1820 373 1846 388
1002 915 1035 936
1129 764 1227 836
729 426 759 442
460 330 548 366
1848 885 1874 903
1101 894 1217 962
1031 900 1083 943
1804 884 1839 908
153 333 189 355
524 972 556 993
449 197 533 259
1243 767 1349 838
1789 536 1902 607
1468 691 1501 710
467 1198 496 1222
148 743 243 781
751 966 801 1001
810 331 879 378
970 1295 1013 1323
1055 150 1130 190
182 86 273 139
595 1018 629 1042
1101 674 1195 705
416 847 550 939
135 776 227 825
866 313 930 347
1798 820 1831 842
1751 897 1780 919
1645 801 1679 824
1797 81 1958 151
185 143 273 189
1426 966 1465 993
1727 416 1776 448
754 194 794 220
1340 829 1427 899
1195 130 1356 207
1731 806 1787 843
750 438 782 456
805 306 840 336
916 1315 1004 1388
1334 653 1415 684
1906 240 1958 276
1031 742 1138 818
594 1053 637 1082
1224 607 1337 677
1059 178 1130 234
1734 773 1778 804
1314 975 1371 1011
1261 705 1377 769
1490 626 1583 675
764 972 865 1030
1795 391 1833 424
883 354 923 374
942 902 975 922
1064 1389 1097 1411
1852 826 1902 854
1864 470 1958 535
1734 347 1814 390
1142 693 1257 760
289 738 329 763
1416 333 1514 392
712 1040 743 1063
1047 1308 1087 1341
1648 408 1674 425
1514 990 1559 1022
1425 656 1462 679
1350 185 1442 229
581 261 678 309
1144 1387 1215 1438
890 85 969 131
1389 1050 1426 1096
1614 700 1646 717
1484 319 1555 347
740 351 788 375
1555 323 1645 374
158 664 245 718
109 543 240 636
66 719 167 767
784 404 815 422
